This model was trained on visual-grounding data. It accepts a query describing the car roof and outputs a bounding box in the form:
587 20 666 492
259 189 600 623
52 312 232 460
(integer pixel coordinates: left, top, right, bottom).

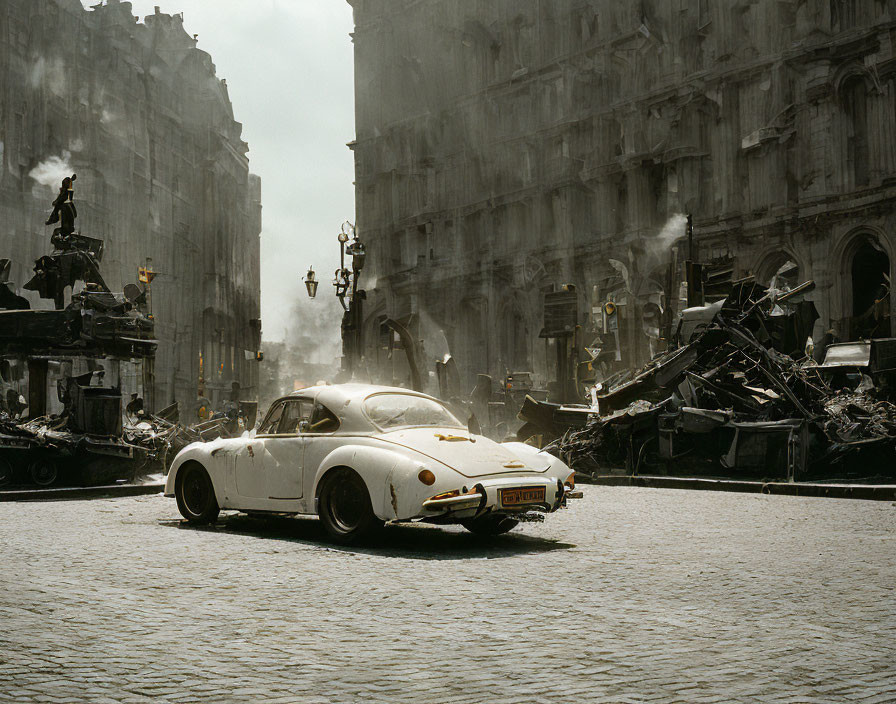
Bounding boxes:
268 384 443 433
288 383 436 405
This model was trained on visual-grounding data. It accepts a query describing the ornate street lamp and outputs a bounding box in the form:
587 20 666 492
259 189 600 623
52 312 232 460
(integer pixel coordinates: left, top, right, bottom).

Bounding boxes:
333 221 362 309
304 267 319 299
346 238 366 272
333 267 351 304
302 221 367 376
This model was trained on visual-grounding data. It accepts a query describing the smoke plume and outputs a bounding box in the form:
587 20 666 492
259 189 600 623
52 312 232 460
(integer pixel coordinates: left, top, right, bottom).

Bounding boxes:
284 292 343 366
418 310 451 366
28 151 74 188
656 213 687 250
640 212 688 267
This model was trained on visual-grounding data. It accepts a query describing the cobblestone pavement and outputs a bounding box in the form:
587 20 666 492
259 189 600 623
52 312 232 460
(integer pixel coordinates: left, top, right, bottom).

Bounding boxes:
1 487 894 703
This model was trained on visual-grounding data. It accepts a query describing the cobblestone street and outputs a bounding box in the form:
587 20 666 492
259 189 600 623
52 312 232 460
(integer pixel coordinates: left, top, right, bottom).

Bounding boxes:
1 486 894 703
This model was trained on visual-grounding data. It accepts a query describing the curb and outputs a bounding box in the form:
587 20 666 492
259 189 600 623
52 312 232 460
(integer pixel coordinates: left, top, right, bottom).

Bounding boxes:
583 475 896 502
0 483 165 502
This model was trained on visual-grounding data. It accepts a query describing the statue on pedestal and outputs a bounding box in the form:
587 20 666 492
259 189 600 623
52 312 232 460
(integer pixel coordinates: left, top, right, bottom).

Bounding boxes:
45 174 78 238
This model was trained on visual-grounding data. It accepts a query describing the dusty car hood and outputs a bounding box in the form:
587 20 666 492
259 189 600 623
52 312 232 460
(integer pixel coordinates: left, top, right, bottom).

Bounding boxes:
376 427 551 478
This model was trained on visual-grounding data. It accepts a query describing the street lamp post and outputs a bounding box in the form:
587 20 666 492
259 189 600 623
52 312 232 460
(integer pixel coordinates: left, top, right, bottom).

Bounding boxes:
306 222 366 377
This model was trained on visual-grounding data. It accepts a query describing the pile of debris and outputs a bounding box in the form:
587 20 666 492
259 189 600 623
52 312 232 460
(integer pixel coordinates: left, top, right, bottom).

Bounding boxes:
0 391 244 488
547 281 896 481
0 411 174 487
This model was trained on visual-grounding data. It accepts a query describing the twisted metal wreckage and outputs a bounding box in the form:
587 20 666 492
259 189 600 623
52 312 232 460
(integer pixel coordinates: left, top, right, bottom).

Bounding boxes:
0 177 246 488
524 280 896 482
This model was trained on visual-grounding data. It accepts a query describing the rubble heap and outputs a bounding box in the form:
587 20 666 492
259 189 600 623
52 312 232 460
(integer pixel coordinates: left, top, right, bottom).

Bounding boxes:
0 412 175 486
0 393 241 488
548 282 896 481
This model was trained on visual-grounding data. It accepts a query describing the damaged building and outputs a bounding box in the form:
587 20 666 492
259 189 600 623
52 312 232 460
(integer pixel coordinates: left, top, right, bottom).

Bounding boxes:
0 0 262 415
348 0 896 395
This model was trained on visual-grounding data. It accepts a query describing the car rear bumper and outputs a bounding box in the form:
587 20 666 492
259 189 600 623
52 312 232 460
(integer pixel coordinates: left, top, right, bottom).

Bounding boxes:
420 475 581 518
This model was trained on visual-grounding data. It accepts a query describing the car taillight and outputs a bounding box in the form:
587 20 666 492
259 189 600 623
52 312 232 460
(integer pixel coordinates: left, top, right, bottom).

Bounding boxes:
565 471 576 489
427 486 476 500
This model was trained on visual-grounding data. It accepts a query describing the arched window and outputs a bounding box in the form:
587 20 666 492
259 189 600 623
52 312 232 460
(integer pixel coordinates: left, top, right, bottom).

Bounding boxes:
755 252 801 291
842 77 870 187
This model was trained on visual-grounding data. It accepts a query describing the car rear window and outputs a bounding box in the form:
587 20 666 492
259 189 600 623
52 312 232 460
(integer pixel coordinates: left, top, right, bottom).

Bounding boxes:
363 394 463 430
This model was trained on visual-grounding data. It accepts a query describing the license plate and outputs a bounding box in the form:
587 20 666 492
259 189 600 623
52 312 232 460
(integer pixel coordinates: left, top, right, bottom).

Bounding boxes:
500 486 545 506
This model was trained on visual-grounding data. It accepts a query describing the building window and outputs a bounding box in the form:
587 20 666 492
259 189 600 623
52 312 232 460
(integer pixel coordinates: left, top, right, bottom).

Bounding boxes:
831 0 857 31
850 237 890 338
698 0 711 29
842 77 870 187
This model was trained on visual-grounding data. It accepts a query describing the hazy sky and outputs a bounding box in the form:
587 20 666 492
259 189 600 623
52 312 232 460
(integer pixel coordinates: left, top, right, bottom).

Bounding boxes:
83 0 356 341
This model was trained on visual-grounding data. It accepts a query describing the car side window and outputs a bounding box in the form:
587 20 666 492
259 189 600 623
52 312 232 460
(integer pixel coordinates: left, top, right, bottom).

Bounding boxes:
258 402 285 435
308 402 340 433
276 399 311 435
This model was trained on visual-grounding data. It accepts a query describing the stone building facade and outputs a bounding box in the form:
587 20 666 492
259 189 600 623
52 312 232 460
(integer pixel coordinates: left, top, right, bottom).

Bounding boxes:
349 0 896 392
0 0 262 414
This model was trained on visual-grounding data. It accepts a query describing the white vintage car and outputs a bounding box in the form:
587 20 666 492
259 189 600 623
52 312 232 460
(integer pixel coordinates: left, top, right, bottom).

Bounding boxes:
165 384 581 543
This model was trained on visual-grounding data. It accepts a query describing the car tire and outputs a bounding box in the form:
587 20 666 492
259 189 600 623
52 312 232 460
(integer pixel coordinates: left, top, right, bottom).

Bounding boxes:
318 468 383 545
0 457 14 487
461 513 519 536
29 458 58 487
175 463 220 525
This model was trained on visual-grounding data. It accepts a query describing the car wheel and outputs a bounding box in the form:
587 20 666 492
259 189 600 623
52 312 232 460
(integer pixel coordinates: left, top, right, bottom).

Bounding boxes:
175 463 220 525
0 457 14 487
29 458 58 487
462 513 519 536
318 468 383 545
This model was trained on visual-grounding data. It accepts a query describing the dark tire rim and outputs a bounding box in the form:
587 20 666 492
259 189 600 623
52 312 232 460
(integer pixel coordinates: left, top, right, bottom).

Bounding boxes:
327 473 367 533
30 460 57 487
182 467 210 516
